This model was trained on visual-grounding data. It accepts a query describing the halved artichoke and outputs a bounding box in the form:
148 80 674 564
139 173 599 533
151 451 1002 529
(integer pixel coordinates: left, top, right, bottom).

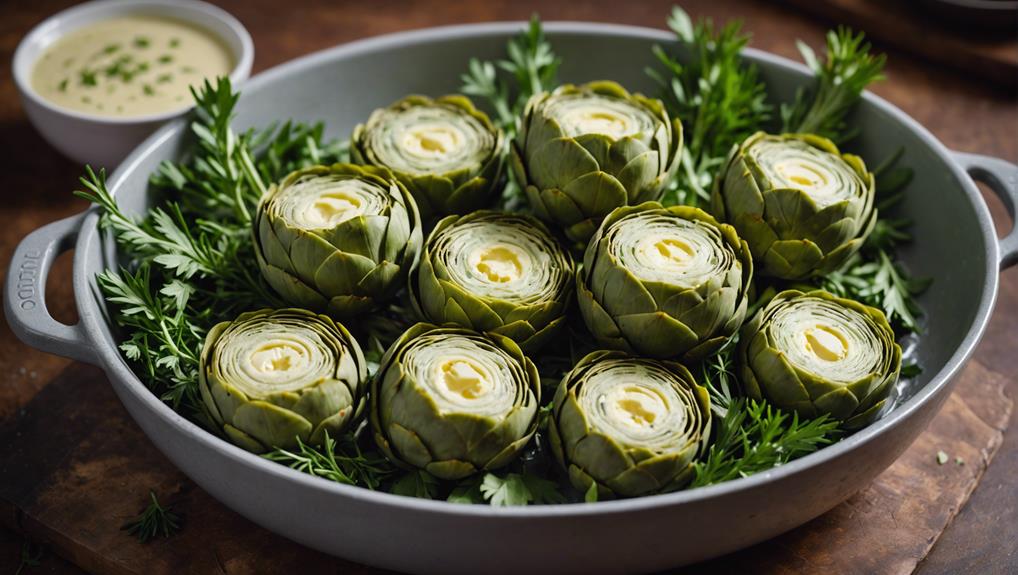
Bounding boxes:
199 308 367 453
351 95 504 220
738 289 901 429
370 324 541 480
547 350 711 499
410 211 574 352
254 163 422 318
577 202 753 360
711 132 876 280
511 81 683 244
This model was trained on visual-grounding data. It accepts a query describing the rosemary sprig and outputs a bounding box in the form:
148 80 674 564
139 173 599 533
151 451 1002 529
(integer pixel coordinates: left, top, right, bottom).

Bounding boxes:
121 492 182 543
781 28 886 142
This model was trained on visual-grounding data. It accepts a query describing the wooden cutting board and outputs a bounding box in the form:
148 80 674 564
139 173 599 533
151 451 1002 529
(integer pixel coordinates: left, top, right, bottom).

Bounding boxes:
0 359 1009 575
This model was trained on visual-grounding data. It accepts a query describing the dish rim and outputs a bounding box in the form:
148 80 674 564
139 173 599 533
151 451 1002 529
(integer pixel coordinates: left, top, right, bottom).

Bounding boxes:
74 20 1000 518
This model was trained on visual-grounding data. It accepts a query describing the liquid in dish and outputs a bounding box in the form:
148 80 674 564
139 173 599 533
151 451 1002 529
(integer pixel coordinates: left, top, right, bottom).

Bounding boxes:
31 15 234 118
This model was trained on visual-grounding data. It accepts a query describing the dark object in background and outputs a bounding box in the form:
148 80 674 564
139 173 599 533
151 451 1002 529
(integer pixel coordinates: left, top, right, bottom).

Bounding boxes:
922 0 1018 35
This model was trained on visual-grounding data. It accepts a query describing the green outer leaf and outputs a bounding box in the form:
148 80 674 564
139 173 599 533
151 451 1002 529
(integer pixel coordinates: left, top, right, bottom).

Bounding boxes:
369 324 541 480
711 132 876 280
736 289 901 427
576 201 753 360
198 308 368 453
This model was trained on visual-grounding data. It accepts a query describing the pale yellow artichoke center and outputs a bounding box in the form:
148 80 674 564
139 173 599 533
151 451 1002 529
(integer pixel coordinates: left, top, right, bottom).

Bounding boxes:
750 139 859 209
578 360 696 449
470 244 527 283
271 176 387 231
804 324 849 362
608 213 738 288
438 358 490 400
305 190 364 227
212 320 338 398
367 104 494 176
769 297 882 384
545 94 657 143
606 385 669 429
435 217 565 304
401 123 464 158
406 335 521 417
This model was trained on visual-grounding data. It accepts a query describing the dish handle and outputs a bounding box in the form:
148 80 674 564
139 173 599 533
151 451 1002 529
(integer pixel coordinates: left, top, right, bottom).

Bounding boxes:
952 151 1018 270
4 212 99 365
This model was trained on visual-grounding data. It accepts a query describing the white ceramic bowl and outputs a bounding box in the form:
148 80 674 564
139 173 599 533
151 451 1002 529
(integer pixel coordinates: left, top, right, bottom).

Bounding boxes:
12 0 254 169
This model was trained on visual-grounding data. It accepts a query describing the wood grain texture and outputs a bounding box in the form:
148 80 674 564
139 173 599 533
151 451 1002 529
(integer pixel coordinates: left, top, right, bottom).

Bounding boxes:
1 0 1016 573
779 0 1018 89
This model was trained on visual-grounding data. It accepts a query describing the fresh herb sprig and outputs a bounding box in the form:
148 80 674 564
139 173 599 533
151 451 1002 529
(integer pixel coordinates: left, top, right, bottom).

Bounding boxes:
691 344 841 487
264 431 399 490
781 28 886 142
122 492 182 543
648 7 771 207
461 15 560 136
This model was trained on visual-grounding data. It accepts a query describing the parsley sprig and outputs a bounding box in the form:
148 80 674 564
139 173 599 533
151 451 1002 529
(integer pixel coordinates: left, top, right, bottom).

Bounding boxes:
648 6 771 207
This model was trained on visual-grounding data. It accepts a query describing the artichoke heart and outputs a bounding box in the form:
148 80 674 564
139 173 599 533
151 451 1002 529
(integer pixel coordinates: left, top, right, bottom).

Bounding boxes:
352 95 505 220
511 81 683 244
548 351 711 498
255 163 423 319
199 308 367 453
370 324 541 480
738 290 901 428
577 201 753 360
711 132 876 279
412 211 574 352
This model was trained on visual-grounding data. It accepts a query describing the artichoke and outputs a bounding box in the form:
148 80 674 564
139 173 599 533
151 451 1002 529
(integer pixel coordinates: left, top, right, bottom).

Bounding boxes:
351 95 504 220
577 202 753 360
370 324 541 480
711 132 876 280
410 211 574 352
511 81 683 243
199 308 367 453
738 289 901 429
254 163 422 318
548 351 711 499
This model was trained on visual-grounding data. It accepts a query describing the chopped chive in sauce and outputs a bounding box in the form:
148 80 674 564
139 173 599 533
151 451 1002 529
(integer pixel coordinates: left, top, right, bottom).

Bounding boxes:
180 65 196 74
156 73 173 84
57 78 68 92
169 37 180 48
81 95 92 104
133 36 151 49
157 54 174 65
79 69 98 87
102 43 120 55
143 84 156 96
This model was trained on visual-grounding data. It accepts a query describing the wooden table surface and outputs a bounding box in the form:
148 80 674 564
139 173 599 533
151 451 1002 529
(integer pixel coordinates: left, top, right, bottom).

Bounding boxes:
1 1 1016 573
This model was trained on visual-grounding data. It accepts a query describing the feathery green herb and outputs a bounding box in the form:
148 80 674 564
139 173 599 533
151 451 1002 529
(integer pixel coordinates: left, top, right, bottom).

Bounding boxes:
264 431 399 490
648 6 771 207
781 28 885 142
122 492 181 543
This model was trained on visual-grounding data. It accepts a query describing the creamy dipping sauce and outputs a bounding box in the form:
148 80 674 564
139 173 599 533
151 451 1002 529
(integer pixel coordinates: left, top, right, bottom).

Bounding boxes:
31 15 234 117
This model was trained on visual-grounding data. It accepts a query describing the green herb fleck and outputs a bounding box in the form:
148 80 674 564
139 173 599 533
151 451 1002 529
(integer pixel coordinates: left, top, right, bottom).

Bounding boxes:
180 65 196 74
133 36 151 49
79 69 98 87
143 84 156 96
936 450 949 465
57 78 68 92
116 105 124 112
121 491 181 543
15 540 43 575
157 54 174 65
169 37 181 48
156 73 173 84
81 95 92 104
62 57 74 68
102 43 121 55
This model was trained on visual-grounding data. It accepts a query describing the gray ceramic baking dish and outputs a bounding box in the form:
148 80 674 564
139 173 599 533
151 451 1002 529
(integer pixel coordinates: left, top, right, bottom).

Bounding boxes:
5 22 1018 575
